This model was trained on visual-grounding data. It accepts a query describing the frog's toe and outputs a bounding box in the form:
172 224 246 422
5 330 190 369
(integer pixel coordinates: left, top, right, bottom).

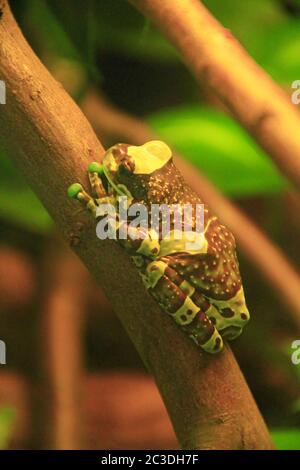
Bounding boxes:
219 306 250 328
220 325 242 340
205 301 249 339
68 183 83 199
88 162 104 175
200 328 224 354
67 182 98 217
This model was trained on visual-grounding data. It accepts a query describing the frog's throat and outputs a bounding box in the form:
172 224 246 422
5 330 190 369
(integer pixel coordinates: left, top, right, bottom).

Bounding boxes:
102 164 133 200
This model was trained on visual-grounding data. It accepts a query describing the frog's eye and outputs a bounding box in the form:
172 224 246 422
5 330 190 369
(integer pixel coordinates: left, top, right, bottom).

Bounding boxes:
119 157 135 174
112 146 135 174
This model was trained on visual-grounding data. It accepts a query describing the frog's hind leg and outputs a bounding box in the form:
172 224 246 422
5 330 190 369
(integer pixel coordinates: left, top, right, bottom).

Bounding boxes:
144 261 223 353
159 261 243 341
178 287 243 340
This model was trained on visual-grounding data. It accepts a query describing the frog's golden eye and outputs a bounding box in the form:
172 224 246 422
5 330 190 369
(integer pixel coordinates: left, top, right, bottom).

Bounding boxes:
112 146 135 173
119 157 135 174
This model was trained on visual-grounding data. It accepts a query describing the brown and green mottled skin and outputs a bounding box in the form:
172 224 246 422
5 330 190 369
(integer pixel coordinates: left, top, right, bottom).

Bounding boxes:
68 141 250 353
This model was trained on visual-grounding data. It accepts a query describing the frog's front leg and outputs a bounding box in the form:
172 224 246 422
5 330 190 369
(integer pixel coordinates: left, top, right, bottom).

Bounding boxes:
87 162 107 198
68 162 107 217
142 260 223 353
68 163 161 257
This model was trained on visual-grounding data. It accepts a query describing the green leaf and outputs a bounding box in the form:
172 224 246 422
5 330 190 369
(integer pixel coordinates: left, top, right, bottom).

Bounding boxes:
97 26 179 63
0 151 52 233
25 0 80 61
202 1 300 86
202 0 284 58
44 0 178 64
147 106 287 197
0 407 15 450
271 429 300 450
0 186 52 233
257 19 300 85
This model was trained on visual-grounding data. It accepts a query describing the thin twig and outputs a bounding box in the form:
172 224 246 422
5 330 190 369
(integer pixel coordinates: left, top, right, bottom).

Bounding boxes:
0 1 273 449
129 0 300 191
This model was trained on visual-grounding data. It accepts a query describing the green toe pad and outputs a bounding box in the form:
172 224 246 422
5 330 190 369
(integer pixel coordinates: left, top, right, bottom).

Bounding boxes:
88 162 103 175
68 183 83 198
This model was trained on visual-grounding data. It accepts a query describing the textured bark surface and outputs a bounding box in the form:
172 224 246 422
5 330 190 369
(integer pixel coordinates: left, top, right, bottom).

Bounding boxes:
130 0 300 191
0 1 273 449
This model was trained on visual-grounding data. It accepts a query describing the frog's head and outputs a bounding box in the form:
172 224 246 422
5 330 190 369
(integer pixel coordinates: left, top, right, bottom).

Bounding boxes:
102 141 173 201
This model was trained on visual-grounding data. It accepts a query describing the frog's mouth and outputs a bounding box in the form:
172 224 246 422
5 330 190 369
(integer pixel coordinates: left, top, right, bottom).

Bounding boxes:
220 325 242 340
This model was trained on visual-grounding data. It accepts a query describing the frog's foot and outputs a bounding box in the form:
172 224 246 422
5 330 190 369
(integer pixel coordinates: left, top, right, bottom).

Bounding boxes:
68 162 107 217
202 301 242 340
208 288 250 340
157 261 248 341
143 260 223 353
68 182 98 218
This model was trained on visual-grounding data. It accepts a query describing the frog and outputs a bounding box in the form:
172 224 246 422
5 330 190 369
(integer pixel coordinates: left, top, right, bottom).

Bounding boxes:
68 140 250 353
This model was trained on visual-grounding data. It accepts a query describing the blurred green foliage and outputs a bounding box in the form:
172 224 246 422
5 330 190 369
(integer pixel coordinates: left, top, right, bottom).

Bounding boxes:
44 0 178 64
0 149 52 233
272 429 300 449
148 106 288 196
25 0 79 61
203 0 300 85
0 407 15 450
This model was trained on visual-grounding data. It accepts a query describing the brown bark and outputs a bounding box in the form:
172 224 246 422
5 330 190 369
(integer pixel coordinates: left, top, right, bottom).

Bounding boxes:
41 238 88 449
129 0 300 191
84 373 178 450
0 2 272 449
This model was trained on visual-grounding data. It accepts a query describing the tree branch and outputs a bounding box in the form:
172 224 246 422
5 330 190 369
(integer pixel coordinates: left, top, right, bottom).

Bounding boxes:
82 90 300 331
129 0 300 191
0 1 273 449
41 238 88 449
